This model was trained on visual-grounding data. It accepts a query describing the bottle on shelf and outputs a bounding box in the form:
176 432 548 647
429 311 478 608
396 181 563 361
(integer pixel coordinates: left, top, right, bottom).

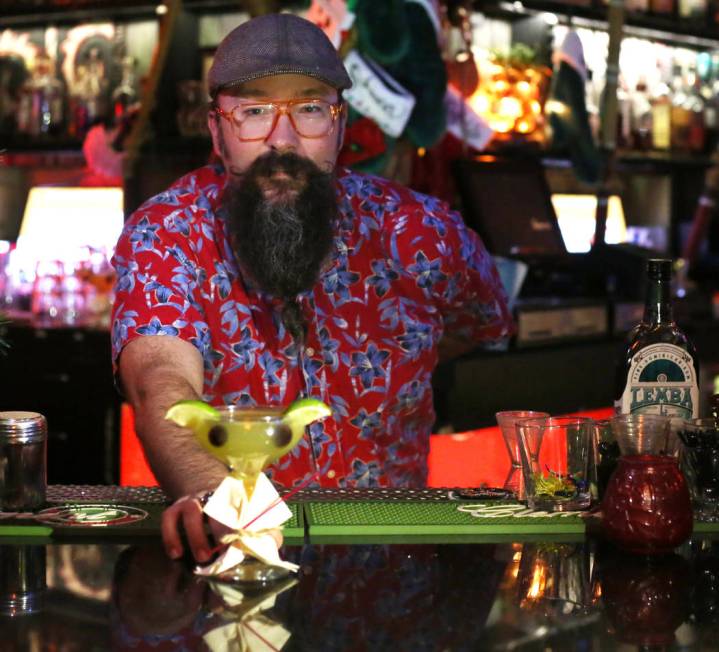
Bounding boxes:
651 85 672 150
615 258 700 419
671 63 693 152
678 0 708 24
631 77 653 150
111 55 139 123
650 0 677 16
16 52 66 138
68 47 109 139
110 55 140 150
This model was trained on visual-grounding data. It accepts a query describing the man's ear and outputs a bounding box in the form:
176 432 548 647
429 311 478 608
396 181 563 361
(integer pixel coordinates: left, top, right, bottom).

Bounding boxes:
336 101 348 150
207 108 224 160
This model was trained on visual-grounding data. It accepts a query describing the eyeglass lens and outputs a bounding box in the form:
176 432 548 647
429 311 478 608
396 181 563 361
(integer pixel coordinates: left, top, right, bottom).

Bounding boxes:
230 100 335 139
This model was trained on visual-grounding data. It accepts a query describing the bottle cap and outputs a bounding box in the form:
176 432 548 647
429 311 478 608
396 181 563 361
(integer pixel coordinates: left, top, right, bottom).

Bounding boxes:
0 411 47 444
647 258 673 281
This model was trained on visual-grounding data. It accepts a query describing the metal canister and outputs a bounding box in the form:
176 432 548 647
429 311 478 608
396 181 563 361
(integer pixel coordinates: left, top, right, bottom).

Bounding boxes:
0 411 47 511
0 545 46 616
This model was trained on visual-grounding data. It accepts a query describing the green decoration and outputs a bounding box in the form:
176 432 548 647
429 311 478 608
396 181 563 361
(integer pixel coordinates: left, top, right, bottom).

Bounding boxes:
382 2 447 148
355 0 409 64
548 61 600 184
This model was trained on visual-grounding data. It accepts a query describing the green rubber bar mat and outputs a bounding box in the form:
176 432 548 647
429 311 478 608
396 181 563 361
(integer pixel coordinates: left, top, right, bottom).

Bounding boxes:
303 501 587 542
1 500 304 542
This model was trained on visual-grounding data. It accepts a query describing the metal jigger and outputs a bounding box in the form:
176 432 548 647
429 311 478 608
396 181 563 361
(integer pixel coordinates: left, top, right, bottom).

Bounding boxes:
0 545 46 616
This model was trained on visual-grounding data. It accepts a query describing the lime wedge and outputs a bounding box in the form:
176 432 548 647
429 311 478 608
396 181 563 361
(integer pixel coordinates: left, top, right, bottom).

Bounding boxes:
281 398 332 436
165 400 220 429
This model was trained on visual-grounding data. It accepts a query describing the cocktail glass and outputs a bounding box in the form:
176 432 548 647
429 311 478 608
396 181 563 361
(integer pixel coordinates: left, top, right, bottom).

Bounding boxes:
496 410 550 499
187 404 315 584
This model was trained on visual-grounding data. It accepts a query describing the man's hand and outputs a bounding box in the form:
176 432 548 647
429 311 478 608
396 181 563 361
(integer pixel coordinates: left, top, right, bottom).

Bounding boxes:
161 492 226 563
161 492 283 563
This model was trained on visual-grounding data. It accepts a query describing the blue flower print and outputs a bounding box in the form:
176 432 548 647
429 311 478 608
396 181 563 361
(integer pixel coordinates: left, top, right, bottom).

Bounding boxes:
322 263 360 304
348 458 382 487
350 408 382 440
318 327 340 372
190 321 223 368
302 355 323 389
411 190 445 215
396 320 433 356
112 309 137 352
139 188 184 209
113 257 138 294
210 261 233 300
309 421 334 461
136 316 180 336
258 350 284 387
367 259 399 298
142 277 175 305
229 327 263 370
350 343 390 390
222 389 256 408
163 209 192 237
167 245 207 290
341 174 382 200
396 379 424 412
360 187 400 223
422 212 447 238
408 251 447 290
129 216 162 253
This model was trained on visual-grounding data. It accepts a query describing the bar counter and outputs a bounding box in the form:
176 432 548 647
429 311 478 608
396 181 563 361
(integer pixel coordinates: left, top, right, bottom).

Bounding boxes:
2 485 718 650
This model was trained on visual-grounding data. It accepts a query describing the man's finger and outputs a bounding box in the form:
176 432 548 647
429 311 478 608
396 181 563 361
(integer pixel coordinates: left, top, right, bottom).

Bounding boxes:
182 499 213 563
161 501 186 559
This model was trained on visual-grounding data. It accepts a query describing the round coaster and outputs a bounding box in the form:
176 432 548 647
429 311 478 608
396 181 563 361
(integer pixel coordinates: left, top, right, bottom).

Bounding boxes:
36 504 149 527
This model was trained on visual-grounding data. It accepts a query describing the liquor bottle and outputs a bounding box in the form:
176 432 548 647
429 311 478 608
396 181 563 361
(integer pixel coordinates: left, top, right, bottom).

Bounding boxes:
650 0 676 15
69 47 109 139
111 56 138 123
16 53 66 137
615 259 699 418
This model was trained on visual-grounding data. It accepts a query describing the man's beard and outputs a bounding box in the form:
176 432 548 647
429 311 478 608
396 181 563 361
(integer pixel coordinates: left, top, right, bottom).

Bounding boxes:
223 151 337 341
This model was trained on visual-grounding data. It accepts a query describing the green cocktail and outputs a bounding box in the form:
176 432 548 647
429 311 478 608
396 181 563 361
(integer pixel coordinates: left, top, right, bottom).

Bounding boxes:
194 406 300 493
165 398 330 583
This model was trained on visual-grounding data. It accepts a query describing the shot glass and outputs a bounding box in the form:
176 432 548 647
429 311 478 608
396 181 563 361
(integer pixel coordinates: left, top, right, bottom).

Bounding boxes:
610 414 673 457
517 416 594 512
678 418 719 522
495 410 549 499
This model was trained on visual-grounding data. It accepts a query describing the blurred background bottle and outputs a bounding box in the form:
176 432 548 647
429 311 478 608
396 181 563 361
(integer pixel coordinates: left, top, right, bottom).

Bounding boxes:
16 52 66 138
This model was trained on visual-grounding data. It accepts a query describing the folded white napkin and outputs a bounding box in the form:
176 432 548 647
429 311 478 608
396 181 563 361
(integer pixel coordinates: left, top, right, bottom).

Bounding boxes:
203 580 293 652
195 474 299 578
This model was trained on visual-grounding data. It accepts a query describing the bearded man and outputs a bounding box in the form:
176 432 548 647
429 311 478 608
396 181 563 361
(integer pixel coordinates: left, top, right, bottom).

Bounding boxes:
111 13 513 563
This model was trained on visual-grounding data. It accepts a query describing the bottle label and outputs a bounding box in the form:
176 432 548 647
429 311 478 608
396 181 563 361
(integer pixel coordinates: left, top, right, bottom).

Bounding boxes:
619 343 699 418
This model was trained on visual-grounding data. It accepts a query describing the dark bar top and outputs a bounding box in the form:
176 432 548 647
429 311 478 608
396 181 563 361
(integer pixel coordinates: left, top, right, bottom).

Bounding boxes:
1 485 719 649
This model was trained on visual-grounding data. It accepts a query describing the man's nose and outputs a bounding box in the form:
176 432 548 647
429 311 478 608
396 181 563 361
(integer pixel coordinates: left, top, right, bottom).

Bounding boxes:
264 111 300 150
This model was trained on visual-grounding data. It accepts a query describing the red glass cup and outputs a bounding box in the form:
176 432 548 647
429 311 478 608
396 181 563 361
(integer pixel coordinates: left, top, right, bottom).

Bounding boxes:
602 453 693 555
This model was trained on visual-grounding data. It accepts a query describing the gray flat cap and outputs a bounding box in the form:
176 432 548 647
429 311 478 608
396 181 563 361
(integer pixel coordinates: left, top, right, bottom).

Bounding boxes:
208 13 352 97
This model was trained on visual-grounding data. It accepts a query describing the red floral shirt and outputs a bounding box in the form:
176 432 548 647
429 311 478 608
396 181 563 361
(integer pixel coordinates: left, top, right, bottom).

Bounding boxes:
111 164 513 488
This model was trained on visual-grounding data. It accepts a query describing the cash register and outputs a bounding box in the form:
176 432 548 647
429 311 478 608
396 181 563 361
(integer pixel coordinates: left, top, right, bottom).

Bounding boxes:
453 155 649 346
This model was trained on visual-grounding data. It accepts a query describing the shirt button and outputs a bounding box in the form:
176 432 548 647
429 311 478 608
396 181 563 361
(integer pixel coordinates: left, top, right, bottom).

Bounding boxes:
306 347 315 356
327 470 336 479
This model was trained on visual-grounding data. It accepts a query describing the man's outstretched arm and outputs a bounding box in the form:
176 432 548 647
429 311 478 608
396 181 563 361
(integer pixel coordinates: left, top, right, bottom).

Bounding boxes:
118 335 228 499
119 336 231 562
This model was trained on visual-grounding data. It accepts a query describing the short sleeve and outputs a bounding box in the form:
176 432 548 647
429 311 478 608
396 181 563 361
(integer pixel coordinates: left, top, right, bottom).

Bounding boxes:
110 170 224 374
